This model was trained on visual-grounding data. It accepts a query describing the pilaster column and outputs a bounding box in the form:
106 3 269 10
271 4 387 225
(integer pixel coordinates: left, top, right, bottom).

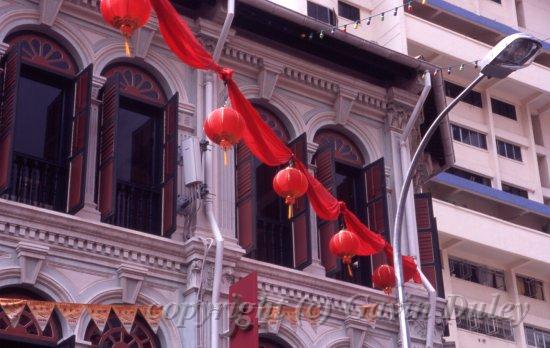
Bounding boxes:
482 90 502 189
303 141 325 276
506 267 528 348
522 103 544 202
76 75 105 221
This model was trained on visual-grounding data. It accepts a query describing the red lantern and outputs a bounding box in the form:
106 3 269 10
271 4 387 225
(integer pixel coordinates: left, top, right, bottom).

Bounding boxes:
204 107 245 165
100 0 152 56
373 264 397 295
273 166 308 219
329 229 359 277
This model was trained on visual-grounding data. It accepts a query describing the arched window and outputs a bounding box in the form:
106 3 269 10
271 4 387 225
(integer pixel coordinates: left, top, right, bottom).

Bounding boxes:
0 287 68 347
236 105 311 269
314 129 389 287
0 31 92 215
84 310 159 348
97 64 178 236
259 335 291 348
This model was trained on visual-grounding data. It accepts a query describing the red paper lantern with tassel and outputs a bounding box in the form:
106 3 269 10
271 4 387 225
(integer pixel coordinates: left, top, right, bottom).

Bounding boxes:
329 229 359 277
273 166 308 219
373 264 397 295
100 0 152 56
204 107 245 165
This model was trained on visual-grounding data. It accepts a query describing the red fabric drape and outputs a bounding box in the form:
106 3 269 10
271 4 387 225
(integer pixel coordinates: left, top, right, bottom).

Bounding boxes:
148 0 420 282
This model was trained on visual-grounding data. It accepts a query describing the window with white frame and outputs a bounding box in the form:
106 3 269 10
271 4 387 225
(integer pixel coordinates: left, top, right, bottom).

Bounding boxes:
525 325 550 347
496 140 522 161
517 275 545 300
455 308 514 341
449 258 506 290
451 124 488 149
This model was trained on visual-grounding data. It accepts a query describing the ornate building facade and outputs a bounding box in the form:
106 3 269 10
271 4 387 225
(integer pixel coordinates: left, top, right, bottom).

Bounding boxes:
0 0 451 347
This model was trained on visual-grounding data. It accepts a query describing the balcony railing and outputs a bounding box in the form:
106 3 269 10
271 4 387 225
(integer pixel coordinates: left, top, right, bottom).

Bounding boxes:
112 181 161 235
1 152 67 212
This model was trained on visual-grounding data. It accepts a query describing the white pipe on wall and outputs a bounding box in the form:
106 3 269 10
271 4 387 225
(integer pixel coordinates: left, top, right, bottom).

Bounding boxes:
418 268 437 348
205 1 235 348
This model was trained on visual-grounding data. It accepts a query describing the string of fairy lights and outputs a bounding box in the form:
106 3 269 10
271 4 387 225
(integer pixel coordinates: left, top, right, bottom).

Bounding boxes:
303 0 550 76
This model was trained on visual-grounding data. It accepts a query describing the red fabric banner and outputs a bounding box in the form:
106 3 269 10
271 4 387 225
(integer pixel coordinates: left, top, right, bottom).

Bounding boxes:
148 0 419 282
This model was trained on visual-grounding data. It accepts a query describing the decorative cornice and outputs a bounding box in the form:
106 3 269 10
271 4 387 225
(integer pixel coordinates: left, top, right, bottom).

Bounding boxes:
16 241 49 285
117 263 148 304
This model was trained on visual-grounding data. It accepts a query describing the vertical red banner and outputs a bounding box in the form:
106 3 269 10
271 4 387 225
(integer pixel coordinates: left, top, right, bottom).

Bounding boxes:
229 272 258 348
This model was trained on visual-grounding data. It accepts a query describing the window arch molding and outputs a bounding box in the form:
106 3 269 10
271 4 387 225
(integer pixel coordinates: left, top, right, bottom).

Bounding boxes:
76 290 178 348
95 50 188 105
307 112 381 163
2 24 89 70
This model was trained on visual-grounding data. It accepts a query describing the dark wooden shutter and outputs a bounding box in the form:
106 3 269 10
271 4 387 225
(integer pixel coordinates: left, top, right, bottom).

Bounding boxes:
236 144 256 255
315 145 340 276
0 44 21 194
161 93 178 237
67 64 92 214
415 193 444 297
57 335 75 348
363 158 390 269
98 75 120 222
289 133 311 269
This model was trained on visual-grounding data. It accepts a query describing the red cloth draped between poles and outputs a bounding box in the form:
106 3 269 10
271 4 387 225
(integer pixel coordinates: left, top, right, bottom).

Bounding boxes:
149 0 420 283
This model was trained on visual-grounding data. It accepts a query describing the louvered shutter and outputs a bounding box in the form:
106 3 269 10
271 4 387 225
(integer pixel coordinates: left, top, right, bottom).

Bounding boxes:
315 145 340 276
415 193 444 297
97 75 120 222
0 44 21 194
289 133 311 269
67 64 92 214
161 93 179 237
236 143 257 255
363 158 390 270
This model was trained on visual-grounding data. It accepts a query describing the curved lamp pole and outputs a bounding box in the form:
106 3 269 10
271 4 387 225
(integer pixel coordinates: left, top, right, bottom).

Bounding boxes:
393 33 543 347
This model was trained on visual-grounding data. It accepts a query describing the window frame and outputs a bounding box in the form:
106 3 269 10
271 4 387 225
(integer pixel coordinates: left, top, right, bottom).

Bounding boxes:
517 275 545 301
449 258 506 291
446 167 492 187
337 1 360 21
307 1 337 25
444 81 483 108
496 139 523 161
455 307 515 341
451 124 488 150
502 183 529 199
491 98 517 120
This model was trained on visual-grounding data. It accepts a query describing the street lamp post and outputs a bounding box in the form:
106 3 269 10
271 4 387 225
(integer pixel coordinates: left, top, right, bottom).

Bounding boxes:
393 33 543 348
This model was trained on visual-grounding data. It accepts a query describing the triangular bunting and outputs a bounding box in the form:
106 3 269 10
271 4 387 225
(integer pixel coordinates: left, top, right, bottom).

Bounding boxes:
112 305 137 333
56 303 85 333
0 299 26 327
87 305 112 333
139 305 163 333
27 301 55 331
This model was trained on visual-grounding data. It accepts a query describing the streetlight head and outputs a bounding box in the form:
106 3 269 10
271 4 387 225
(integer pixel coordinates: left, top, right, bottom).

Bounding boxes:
479 33 542 78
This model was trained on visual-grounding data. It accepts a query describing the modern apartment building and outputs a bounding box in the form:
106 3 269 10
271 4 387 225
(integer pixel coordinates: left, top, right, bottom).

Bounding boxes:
267 0 550 347
0 0 453 347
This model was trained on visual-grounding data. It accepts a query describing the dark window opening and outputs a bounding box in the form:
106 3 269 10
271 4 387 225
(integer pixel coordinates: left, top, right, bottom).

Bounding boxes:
525 325 550 347
456 308 514 341
338 1 360 21
496 140 522 161
331 163 371 286
517 275 544 300
449 258 506 290
451 124 487 149
307 1 337 25
254 162 293 268
112 98 163 235
447 167 492 187
491 98 517 120
444 81 483 108
3 65 72 211
502 183 529 199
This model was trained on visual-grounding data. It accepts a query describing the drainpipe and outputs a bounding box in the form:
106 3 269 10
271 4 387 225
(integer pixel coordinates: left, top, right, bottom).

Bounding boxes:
204 2 235 348
418 267 437 348
400 71 431 259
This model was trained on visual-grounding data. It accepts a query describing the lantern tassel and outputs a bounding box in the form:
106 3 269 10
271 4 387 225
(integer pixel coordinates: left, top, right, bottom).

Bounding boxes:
124 36 131 57
347 263 353 278
223 150 228 166
288 204 293 219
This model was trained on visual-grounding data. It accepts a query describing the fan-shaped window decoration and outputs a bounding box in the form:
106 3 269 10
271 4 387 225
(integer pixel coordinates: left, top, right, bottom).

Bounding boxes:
255 105 290 143
313 130 364 166
103 64 167 105
84 311 160 348
0 289 62 345
6 32 78 75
